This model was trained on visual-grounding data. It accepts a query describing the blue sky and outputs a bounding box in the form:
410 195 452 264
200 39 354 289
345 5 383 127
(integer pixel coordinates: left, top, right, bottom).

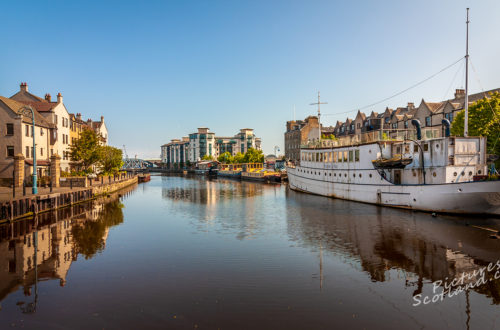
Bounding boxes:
1 0 499 158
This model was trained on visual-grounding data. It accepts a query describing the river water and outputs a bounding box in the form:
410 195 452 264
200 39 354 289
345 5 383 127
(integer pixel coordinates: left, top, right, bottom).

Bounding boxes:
0 174 499 329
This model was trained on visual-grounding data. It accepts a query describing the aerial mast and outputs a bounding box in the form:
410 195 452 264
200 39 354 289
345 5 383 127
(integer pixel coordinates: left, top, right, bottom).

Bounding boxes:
310 91 327 145
464 8 469 137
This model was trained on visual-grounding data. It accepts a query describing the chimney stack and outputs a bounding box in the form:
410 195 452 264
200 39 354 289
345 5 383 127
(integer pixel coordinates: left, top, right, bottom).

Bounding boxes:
45 93 51 102
20 82 28 92
57 92 63 104
454 89 465 99
100 115 104 122
407 102 415 110
77 113 81 120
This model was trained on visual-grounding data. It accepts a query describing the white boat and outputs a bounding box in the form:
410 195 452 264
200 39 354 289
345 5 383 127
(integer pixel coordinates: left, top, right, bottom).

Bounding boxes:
287 9 500 216
287 134 500 215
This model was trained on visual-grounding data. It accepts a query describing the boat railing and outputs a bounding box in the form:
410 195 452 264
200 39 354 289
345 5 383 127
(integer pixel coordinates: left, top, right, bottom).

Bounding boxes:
301 128 442 149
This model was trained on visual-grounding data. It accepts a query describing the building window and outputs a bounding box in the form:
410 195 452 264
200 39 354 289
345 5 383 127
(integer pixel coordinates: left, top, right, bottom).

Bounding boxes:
25 125 30 137
6 146 14 157
40 147 44 156
404 121 408 128
6 123 14 135
26 146 29 158
425 116 431 127
40 128 44 136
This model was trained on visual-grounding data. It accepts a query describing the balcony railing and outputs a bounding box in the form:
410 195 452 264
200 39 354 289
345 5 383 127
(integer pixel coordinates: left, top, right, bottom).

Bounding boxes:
301 128 442 148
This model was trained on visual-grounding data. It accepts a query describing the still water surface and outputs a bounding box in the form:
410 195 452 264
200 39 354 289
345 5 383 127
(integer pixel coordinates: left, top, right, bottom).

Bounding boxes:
0 175 499 329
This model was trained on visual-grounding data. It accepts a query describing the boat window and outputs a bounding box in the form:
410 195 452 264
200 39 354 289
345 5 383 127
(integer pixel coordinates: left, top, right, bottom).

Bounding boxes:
334 152 338 162
424 143 429 152
396 146 401 154
349 151 353 162
343 151 348 162
355 150 360 162
414 145 419 153
404 145 409 153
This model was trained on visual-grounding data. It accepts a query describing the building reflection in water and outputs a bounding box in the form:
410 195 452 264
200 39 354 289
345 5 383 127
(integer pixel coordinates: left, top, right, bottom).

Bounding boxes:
285 189 500 305
160 175 281 240
0 185 136 311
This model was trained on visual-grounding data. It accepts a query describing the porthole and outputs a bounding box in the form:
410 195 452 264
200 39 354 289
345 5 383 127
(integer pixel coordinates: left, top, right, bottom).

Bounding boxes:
436 144 439 149
432 172 436 177
334 173 336 177
359 174 362 178
478 170 482 174
353 173 355 178
453 172 457 177
329 173 331 176
461 172 465 176
469 171 472 176
369 174 372 178
344 173 347 177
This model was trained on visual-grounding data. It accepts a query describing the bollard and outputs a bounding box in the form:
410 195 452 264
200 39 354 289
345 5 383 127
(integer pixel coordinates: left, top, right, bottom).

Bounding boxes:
23 180 26 196
50 179 53 193
70 178 73 190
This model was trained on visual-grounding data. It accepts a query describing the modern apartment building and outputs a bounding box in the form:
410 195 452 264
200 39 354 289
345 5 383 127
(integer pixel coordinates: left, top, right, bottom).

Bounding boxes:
161 127 262 169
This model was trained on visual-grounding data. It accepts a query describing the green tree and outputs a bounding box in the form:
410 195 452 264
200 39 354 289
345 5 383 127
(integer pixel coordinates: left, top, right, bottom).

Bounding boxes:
451 92 500 158
202 155 214 161
69 129 102 173
243 148 264 163
233 152 245 163
99 146 124 174
217 151 233 163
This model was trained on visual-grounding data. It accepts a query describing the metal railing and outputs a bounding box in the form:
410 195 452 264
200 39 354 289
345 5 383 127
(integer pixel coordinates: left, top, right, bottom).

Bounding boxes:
302 128 442 148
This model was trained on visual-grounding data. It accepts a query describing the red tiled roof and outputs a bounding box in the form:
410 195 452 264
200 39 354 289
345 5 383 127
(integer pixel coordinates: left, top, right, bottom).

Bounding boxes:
17 100 58 112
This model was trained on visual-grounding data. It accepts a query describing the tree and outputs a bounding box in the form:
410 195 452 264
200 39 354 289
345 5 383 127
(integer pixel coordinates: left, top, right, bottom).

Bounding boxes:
70 129 102 173
451 92 500 158
202 155 214 161
218 151 233 163
243 148 264 163
233 152 245 163
99 146 124 174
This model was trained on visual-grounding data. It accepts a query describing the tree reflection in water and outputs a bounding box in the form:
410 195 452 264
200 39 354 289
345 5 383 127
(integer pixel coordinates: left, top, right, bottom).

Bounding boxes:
71 200 124 259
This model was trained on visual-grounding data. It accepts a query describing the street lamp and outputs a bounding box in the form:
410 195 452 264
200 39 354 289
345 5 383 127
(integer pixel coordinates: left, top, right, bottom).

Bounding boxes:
20 105 37 194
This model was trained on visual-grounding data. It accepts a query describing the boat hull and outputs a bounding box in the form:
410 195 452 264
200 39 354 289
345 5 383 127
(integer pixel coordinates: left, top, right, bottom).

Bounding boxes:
287 166 500 216
218 171 242 179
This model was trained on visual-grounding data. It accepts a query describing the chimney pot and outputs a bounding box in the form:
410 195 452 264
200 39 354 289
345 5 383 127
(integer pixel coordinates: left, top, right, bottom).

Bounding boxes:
100 116 104 122
45 93 51 102
454 88 465 99
57 92 63 103
20 82 28 92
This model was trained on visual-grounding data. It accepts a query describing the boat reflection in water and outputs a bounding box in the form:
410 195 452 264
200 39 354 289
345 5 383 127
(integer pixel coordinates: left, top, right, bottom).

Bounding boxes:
0 185 136 311
286 189 500 313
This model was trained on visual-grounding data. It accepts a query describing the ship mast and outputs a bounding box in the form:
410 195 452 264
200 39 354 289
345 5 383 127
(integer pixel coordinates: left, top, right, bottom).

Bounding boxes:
464 8 470 137
310 91 327 145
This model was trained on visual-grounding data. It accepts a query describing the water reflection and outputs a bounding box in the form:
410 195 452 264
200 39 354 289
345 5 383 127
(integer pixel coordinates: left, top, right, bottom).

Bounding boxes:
285 189 500 305
161 176 281 240
0 185 135 310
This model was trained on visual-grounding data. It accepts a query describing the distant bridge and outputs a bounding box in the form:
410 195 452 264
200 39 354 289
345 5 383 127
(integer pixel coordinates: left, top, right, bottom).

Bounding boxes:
121 158 157 170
